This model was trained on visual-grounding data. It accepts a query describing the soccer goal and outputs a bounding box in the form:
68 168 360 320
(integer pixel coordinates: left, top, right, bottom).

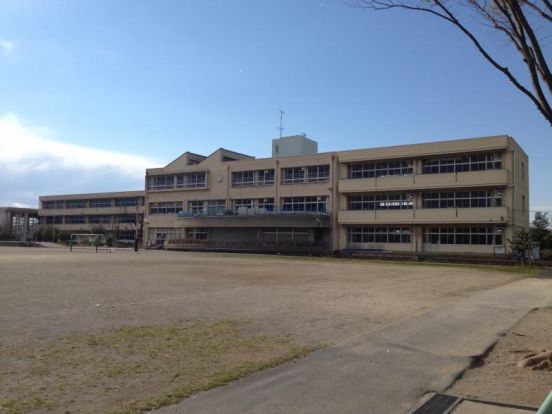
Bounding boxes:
69 233 108 252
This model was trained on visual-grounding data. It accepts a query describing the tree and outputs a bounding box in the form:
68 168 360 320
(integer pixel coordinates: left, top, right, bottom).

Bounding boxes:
128 212 144 245
350 0 552 127
530 211 552 250
508 228 537 264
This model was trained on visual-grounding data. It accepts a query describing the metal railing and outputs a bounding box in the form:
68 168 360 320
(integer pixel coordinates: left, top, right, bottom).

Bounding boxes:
177 208 330 218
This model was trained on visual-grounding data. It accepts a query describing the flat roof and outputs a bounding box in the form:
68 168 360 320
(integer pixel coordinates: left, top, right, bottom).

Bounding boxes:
39 190 145 201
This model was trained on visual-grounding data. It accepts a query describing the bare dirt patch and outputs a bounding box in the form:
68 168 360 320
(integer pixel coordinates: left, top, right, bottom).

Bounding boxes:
0 247 534 413
449 307 552 407
0 247 527 347
0 320 313 414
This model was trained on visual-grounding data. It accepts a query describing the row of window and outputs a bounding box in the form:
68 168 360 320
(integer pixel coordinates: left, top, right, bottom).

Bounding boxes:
348 227 412 244
346 152 504 179
44 215 139 224
422 190 502 209
147 172 207 191
348 161 413 179
232 170 275 187
424 227 503 245
423 153 502 174
347 226 503 245
148 165 331 191
281 165 330 184
347 190 504 210
149 197 329 215
42 198 141 209
348 193 413 210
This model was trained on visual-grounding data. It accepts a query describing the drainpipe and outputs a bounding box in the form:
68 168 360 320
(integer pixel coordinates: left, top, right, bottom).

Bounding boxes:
511 149 516 228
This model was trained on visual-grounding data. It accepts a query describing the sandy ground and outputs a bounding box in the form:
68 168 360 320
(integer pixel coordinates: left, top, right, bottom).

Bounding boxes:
449 307 552 408
0 246 525 348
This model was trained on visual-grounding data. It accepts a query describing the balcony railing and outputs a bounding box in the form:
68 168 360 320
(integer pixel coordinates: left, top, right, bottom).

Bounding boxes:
177 208 330 218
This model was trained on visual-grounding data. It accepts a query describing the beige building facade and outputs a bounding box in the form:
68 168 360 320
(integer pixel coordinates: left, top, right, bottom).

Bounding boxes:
38 191 145 244
142 134 529 255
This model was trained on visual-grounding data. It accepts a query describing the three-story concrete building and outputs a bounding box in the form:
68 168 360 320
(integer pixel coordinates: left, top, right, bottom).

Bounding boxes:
38 191 145 244
142 134 528 255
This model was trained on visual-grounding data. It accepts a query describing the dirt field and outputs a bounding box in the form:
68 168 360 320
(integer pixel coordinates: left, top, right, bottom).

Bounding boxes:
0 247 528 347
0 247 534 413
449 306 552 408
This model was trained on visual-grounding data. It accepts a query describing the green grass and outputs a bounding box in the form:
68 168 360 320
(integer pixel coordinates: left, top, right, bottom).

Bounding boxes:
0 320 317 414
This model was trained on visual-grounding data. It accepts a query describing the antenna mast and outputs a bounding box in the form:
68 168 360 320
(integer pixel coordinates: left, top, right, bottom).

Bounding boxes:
278 110 285 138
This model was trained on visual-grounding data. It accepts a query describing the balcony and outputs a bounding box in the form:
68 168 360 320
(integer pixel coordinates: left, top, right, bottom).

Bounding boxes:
338 207 509 225
176 208 330 228
338 169 509 193
39 206 145 216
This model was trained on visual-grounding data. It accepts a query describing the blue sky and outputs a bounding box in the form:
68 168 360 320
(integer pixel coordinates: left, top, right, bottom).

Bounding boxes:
0 0 550 211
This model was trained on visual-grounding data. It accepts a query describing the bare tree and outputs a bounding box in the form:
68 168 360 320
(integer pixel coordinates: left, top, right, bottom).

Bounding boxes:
349 0 552 127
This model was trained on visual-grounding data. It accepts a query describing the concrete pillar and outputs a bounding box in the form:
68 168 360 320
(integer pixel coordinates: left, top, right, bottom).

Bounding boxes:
23 212 29 241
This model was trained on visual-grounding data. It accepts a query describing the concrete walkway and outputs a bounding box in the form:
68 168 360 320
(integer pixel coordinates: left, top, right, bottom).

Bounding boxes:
155 276 552 414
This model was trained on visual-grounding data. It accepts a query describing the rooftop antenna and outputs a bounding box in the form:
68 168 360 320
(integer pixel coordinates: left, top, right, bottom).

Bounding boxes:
278 110 285 138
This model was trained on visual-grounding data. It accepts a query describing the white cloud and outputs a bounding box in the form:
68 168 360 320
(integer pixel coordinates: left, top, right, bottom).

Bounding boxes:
0 38 15 54
0 113 157 207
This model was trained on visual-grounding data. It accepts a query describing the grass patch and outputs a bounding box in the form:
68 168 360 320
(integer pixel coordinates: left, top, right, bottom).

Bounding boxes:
0 320 317 414
237 252 543 276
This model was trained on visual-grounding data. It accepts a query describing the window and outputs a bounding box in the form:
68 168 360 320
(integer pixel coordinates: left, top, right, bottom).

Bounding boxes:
187 227 207 240
148 227 184 243
306 165 330 183
117 215 137 224
42 200 65 209
234 199 252 209
116 198 139 207
282 167 305 184
176 172 207 189
232 171 255 187
282 164 330 184
88 215 111 224
65 216 86 224
206 200 226 215
521 162 525 181
233 198 275 212
188 201 204 215
148 173 206 190
423 226 503 245
348 193 413 210
149 202 183 215
348 227 411 244
148 175 174 190
117 231 136 243
422 190 503 209
232 170 276 187
45 216 63 224
261 228 310 242
348 160 413 179
423 152 502 174
66 200 87 209
281 196 327 213
89 199 112 208
185 200 226 215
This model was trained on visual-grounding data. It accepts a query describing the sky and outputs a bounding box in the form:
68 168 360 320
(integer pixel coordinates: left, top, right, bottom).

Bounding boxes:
0 0 550 211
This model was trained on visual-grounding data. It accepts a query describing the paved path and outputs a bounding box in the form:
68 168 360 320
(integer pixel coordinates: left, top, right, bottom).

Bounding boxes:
155 276 552 414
